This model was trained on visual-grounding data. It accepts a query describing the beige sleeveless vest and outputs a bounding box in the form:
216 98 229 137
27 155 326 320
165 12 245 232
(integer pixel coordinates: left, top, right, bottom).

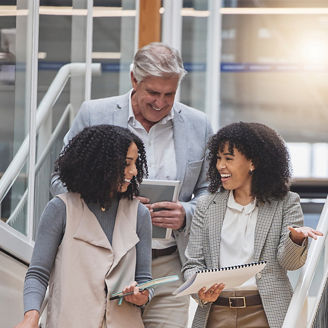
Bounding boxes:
46 192 144 328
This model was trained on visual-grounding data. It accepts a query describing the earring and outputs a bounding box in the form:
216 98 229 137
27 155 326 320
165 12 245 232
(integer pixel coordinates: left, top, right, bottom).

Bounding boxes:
249 169 254 175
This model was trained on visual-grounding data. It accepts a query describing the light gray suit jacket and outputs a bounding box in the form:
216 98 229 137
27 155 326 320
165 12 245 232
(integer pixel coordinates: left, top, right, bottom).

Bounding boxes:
50 91 213 265
182 190 308 328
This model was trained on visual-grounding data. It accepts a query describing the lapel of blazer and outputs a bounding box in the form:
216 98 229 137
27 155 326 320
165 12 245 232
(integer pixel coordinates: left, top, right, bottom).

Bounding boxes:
207 191 229 268
172 104 188 182
253 199 278 261
112 92 130 127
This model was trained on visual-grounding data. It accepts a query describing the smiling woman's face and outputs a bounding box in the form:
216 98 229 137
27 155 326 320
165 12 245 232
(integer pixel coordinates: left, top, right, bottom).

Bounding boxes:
216 143 254 194
118 142 138 193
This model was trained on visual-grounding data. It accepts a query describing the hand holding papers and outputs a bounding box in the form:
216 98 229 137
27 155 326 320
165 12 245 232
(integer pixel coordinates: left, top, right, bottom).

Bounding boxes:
174 261 266 297
139 179 181 239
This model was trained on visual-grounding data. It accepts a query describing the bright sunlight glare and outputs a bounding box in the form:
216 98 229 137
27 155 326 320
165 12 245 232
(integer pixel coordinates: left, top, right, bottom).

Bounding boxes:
299 39 328 64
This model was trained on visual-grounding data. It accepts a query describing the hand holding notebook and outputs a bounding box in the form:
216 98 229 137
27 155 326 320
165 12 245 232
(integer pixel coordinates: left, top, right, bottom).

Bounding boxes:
174 261 267 297
138 179 181 239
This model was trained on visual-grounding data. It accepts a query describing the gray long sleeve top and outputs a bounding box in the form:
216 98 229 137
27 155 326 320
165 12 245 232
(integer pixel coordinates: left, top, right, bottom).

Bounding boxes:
24 196 152 313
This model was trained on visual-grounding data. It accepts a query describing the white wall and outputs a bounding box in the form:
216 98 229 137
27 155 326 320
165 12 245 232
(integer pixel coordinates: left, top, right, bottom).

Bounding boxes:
0 251 27 328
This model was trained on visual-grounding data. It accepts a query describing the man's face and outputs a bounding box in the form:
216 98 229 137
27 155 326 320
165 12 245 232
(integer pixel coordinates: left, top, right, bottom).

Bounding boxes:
131 74 179 128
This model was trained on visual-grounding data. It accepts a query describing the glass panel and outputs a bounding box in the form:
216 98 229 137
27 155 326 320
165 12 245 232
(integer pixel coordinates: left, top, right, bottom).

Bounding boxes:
33 2 73 236
313 274 328 327
91 0 136 99
0 1 86 237
0 1 29 233
0 4 17 224
180 0 208 112
219 7 328 178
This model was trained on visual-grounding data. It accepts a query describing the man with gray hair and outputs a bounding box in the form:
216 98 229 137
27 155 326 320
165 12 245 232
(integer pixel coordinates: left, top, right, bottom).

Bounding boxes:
51 42 213 328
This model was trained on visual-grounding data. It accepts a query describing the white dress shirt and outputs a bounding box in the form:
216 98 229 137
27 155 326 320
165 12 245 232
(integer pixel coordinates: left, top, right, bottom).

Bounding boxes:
128 90 177 249
220 191 259 290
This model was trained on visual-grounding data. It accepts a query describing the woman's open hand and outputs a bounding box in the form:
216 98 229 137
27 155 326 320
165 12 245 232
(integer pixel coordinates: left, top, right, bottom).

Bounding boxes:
123 281 149 306
288 226 323 245
198 283 225 303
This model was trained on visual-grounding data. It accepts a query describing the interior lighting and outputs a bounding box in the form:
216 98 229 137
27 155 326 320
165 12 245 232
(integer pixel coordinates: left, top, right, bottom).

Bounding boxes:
38 52 47 59
0 6 135 17
299 38 328 64
2 5 328 17
92 52 121 59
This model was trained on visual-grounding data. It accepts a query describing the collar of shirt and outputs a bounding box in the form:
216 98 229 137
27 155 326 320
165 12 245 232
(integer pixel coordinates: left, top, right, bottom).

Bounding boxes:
227 190 257 215
128 89 175 128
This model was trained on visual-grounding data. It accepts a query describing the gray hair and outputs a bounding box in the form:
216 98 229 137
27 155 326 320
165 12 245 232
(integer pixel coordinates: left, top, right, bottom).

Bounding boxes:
131 42 187 83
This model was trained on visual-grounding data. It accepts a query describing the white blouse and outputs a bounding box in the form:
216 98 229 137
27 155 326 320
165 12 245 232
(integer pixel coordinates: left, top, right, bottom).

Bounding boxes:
220 190 259 290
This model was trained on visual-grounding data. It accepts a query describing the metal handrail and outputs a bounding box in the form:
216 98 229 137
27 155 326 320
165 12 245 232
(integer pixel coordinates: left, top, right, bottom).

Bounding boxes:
6 104 72 226
282 196 328 327
0 63 101 204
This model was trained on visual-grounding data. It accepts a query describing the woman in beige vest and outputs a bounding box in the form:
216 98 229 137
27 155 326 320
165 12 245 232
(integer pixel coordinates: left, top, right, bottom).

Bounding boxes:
16 125 152 328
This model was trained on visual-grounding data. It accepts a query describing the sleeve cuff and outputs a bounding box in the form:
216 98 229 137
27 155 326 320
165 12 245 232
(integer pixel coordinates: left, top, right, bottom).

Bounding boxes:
288 232 308 248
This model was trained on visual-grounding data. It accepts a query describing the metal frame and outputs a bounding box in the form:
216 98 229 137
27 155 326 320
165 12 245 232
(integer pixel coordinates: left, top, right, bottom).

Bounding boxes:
162 0 183 52
282 196 328 327
0 220 34 264
205 0 221 132
134 0 140 53
0 63 101 261
84 0 93 101
6 105 72 227
162 0 183 102
26 0 40 242
0 63 101 205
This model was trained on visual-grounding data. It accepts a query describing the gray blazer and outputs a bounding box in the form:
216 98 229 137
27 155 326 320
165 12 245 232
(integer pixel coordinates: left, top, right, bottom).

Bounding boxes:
50 91 213 265
183 190 308 328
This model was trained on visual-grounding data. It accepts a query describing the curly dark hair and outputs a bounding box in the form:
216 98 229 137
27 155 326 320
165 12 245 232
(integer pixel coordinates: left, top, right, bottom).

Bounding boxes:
55 125 148 208
207 122 291 202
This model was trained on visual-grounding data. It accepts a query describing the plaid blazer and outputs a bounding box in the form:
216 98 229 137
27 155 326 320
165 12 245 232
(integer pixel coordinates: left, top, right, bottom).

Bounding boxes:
183 190 308 328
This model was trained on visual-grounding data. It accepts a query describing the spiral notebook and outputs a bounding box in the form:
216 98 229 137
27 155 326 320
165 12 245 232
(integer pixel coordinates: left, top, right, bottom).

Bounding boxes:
173 261 267 297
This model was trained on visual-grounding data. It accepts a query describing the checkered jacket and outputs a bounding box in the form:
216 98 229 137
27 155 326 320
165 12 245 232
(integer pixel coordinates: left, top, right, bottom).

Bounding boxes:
183 190 308 328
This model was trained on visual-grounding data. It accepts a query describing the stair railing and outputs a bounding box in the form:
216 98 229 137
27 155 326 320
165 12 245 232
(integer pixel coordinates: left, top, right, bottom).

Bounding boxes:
0 63 101 264
282 196 328 327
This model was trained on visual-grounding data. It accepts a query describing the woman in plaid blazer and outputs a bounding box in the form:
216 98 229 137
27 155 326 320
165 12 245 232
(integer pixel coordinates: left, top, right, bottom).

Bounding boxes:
183 122 322 328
